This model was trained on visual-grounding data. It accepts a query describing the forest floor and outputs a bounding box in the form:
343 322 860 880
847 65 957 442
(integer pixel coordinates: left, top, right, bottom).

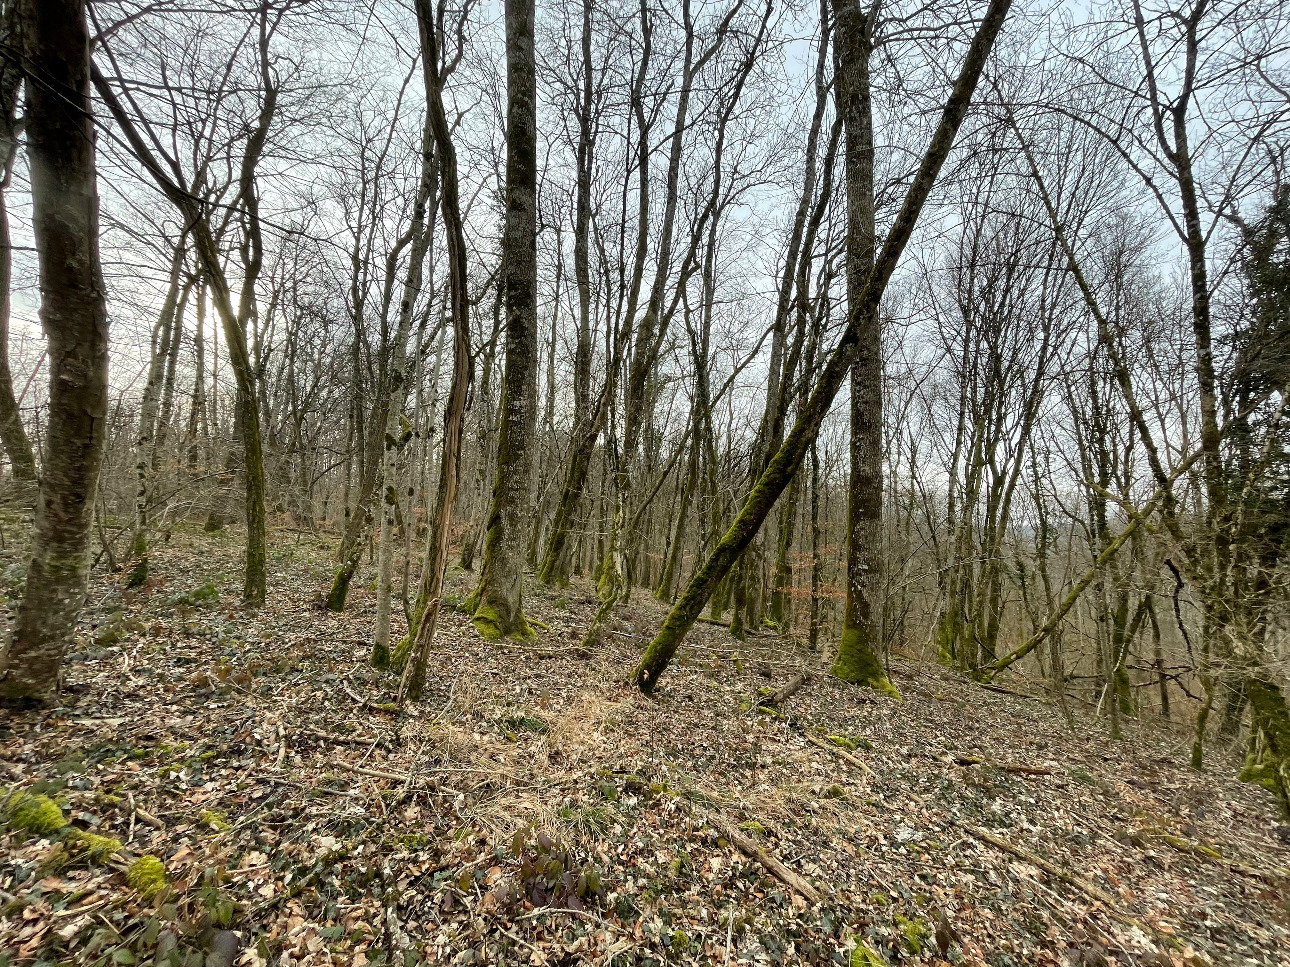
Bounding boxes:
2 523 1289 967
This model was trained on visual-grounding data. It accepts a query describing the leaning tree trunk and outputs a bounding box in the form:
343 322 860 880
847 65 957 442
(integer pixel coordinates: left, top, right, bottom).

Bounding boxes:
830 0 892 694
631 0 1012 693
399 0 472 703
470 0 539 641
0 7 36 484
0 0 109 706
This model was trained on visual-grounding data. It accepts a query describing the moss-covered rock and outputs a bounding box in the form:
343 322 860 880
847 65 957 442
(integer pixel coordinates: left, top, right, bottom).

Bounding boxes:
127 854 167 899
2 789 68 836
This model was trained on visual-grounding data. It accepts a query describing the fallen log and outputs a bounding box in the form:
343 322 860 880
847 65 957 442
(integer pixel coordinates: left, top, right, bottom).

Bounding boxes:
721 823 822 904
759 672 810 709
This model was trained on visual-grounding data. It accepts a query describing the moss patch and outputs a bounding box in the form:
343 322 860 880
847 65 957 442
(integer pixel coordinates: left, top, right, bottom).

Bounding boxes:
831 627 901 698
849 941 886 967
69 829 122 864
127 854 167 899
2 789 67 836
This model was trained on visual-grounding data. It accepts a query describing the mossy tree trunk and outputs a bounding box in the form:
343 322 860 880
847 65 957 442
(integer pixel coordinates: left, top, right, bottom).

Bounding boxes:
830 0 891 693
632 0 1013 692
471 0 539 641
0 10 36 484
0 0 109 706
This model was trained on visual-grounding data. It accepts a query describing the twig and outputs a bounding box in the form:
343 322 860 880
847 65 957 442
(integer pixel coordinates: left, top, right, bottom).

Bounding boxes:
804 732 875 776
275 722 287 769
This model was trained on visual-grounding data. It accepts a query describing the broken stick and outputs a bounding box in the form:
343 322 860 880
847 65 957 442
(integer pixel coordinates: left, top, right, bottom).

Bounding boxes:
805 732 876 776
721 823 822 904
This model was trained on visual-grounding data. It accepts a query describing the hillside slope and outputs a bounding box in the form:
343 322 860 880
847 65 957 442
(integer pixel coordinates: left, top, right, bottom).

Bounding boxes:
3 526 1288 965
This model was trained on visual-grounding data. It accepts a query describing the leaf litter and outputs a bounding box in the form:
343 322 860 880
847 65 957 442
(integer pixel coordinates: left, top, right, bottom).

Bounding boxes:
2 526 1288 966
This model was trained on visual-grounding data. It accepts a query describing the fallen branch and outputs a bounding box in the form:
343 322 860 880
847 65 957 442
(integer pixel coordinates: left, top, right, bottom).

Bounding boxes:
298 725 380 747
759 673 810 709
1143 828 1290 885
951 754 1054 776
720 823 822 904
330 760 409 783
957 823 1118 908
804 731 876 776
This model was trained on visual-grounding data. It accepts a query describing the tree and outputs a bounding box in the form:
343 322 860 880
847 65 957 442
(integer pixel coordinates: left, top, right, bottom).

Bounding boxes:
400 0 475 702
469 0 540 640
830 0 892 693
632 0 1014 693
0 0 109 705
0 0 36 483
90 2 294 607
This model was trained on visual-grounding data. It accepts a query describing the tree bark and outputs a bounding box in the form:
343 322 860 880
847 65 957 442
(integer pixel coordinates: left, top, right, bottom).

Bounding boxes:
470 0 539 640
0 0 109 706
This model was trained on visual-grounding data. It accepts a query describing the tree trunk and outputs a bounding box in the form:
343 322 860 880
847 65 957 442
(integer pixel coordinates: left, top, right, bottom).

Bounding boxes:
471 0 539 640
374 115 438 667
129 243 187 585
0 0 109 706
400 0 473 702
0 5 35 483
830 0 890 692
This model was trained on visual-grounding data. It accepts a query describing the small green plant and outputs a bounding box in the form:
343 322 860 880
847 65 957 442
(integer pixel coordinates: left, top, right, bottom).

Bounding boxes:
494 827 607 911
554 596 569 610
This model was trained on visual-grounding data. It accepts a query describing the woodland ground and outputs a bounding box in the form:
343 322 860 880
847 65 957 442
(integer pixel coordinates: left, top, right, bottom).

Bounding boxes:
2 522 1289 966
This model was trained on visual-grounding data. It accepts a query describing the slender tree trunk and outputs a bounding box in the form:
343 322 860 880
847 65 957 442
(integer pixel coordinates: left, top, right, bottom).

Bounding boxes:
374 118 438 667
471 0 539 640
0 2 35 484
400 0 473 702
831 0 890 692
129 243 187 585
0 0 109 706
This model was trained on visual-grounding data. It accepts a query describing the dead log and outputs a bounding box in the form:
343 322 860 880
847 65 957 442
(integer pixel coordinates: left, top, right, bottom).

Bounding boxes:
759 672 810 709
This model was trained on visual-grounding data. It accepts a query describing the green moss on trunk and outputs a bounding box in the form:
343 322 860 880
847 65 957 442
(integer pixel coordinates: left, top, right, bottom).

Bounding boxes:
831 627 899 698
